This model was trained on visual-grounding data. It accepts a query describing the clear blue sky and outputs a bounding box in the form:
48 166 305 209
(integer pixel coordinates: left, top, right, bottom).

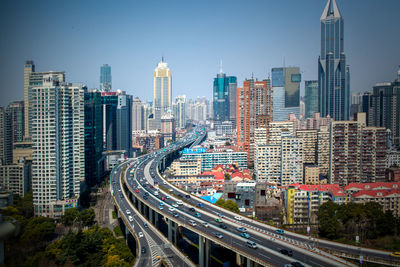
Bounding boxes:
0 0 399 106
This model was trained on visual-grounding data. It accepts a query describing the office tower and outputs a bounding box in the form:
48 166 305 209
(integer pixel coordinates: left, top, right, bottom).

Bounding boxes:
132 97 145 131
370 68 400 148
305 80 318 119
318 0 350 121
100 64 112 92
350 92 363 120
296 130 317 164
236 78 272 165
361 91 373 126
84 90 104 186
102 92 118 151
161 111 176 143
330 113 387 186
143 102 152 132
317 125 330 177
173 95 186 129
272 67 301 121
24 60 65 139
213 68 237 123
0 107 12 165
153 59 172 130
30 75 84 217
116 94 133 157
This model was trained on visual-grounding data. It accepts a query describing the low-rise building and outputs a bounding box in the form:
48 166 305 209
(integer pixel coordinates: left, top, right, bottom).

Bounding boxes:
181 150 247 172
171 158 201 176
0 161 31 197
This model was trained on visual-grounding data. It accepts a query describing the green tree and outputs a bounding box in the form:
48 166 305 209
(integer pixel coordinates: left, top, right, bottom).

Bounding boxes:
224 200 240 213
215 198 225 207
80 208 96 226
61 208 80 226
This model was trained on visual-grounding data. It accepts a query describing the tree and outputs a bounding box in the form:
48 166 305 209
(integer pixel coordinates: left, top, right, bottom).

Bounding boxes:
61 208 80 226
224 200 240 213
80 208 95 227
215 198 225 207
224 173 230 180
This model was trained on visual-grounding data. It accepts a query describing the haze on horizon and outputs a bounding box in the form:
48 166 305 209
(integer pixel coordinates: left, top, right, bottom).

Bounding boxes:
0 0 399 106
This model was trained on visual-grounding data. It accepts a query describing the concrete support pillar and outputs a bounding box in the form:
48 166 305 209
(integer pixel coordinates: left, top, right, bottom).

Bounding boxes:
154 212 159 228
236 253 244 267
149 208 153 224
198 236 210 267
125 224 130 245
246 259 254 267
168 219 173 242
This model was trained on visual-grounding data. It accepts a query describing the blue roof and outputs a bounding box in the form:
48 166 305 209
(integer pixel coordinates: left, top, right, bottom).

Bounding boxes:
200 193 223 204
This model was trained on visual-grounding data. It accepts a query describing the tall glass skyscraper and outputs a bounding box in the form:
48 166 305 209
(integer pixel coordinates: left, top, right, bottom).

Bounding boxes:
305 80 319 118
152 59 172 130
213 71 237 122
318 0 350 121
100 64 112 92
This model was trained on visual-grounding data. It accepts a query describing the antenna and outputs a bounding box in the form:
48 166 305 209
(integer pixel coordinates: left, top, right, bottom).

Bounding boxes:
162 55 164 62
219 60 223 74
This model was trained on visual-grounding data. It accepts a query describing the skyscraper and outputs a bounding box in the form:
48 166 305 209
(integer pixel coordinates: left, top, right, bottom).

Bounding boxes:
213 70 237 122
272 67 301 121
132 97 145 131
102 92 118 151
24 60 65 139
173 95 186 129
30 74 84 217
100 64 112 92
84 90 104 186
318 0 350 121
116 94 133 157
152 59 172 130
305 80 319 119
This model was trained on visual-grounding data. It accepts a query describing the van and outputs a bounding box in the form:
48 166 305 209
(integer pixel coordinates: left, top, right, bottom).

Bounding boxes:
247 241 257 249
189 220 197 226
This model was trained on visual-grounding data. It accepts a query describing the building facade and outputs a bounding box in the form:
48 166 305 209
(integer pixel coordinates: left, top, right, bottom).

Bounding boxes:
305 80 319 119
213 71 237 122
100 64 112 92
153 59 172 130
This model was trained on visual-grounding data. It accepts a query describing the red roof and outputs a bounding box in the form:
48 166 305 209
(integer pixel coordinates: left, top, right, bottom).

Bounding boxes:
352 189 400 198
344 182 400 191
213 172 225 180
288 183 346 197
231 172 243 178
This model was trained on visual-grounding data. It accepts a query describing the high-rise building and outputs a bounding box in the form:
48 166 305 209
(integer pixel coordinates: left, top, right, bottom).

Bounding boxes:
173 95 186 129
305 80 318 119
132 97 145 131
317 125 330 177
318 0 350 121
281 132 303 186
0 107 12 165
272 67 301 121
116 94 133 157
84 90 104 186
100 64 112 92
330 113 387 186
213 69 237 123
296 130 318 164
236 78 272 165
161 111 176 143
30 74 84 217
153 59 172 130
23 60 65 139
370 68 400 148
102 92 119 151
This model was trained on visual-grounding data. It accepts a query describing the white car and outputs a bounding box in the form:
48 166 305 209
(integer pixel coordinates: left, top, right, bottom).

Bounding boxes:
128 215 133 222
126 209 131 215
234 215 243 221
138 232 144 238
202 222 209 228
172 203 178 208
169 207 175 212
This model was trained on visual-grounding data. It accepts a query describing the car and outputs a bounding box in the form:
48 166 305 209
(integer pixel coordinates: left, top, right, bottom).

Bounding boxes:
144 192 149 196
202 222 209 228
173 212 179 217
217 213 223 217
169 188 173 192
215 218 222 223
159 202 164 206
195 212 201 218
138 232 144 238
237 227 247 233
143 195 148 200
391 252 400 257
135 189 140 193
165 195 170 199
150 185 154 188
169 207 175 212
159 206 164 210
189 207 195 212
185 194 191 199
163 181 167 184
126 209 131 215
274 229 285 234
198 203 204 208
119 194 124 198
234 215 243 221
240 232 250 238
144 222 148 228
141 246 146 253
219 223 227 229
172 203 178 208
214 232 223 239
118 189 121 192
161 197 165 201
189 220 197 226
176 200 183 205
246 241 257 249
280 249 293 256
290 262 305 267
128 216 133 222
154 191 159 196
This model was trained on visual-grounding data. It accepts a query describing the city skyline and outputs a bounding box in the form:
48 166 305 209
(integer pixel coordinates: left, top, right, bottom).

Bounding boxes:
0 0 399 107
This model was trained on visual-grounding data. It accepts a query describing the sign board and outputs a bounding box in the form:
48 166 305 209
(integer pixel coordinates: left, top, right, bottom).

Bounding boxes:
182 148 207 154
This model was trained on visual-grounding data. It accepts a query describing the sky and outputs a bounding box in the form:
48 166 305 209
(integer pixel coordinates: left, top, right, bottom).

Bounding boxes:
0 0 399 106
